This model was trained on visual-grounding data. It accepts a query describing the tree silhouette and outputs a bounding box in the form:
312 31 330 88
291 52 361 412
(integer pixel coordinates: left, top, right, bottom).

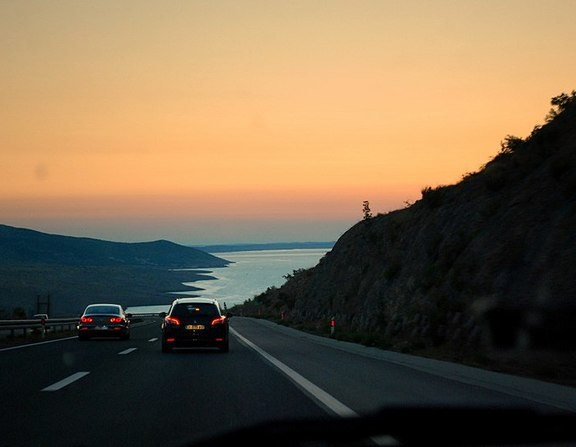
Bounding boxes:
362 201 372 220
546 90 576 122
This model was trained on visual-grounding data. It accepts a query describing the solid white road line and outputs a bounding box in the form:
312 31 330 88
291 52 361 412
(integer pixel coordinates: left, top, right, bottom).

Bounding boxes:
231 328 397 446
42 371 90 392
231 327 357 417
118 348 138 355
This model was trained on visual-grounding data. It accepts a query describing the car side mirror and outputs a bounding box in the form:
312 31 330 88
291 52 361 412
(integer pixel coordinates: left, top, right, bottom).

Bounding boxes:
159 312 167 318
126 313 133 319
226 312 233 319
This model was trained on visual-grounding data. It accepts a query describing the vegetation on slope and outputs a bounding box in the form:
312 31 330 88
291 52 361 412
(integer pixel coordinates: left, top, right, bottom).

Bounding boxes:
233 91 576 385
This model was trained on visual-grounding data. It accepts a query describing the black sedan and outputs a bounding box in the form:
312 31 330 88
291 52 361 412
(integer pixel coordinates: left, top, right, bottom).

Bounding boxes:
77 303 131 340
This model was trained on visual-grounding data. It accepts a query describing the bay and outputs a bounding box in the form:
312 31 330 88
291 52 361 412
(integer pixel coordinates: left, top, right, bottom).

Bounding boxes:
127 248 329 314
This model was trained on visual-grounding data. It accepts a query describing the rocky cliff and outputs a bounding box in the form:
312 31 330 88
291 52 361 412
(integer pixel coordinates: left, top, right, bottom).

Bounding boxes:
237 91 576 373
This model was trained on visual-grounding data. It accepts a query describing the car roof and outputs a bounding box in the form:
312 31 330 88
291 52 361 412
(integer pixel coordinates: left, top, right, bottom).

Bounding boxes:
171 297 219 305
83 303 123 311
170 298 222 308
85 303 123 307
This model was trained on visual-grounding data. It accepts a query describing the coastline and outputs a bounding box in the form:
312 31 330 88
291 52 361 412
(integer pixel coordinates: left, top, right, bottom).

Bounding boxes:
0 264 212 317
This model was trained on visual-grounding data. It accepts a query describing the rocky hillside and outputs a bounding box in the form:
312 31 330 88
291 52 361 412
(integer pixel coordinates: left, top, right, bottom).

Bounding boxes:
236 91 576 379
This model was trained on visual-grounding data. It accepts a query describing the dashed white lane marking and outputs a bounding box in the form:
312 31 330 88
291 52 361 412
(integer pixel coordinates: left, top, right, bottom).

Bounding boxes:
148 338 158 342
118 348 138 355
42 371 90 391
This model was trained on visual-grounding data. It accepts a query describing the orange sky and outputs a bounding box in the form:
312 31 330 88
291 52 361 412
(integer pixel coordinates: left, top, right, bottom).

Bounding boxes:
2 0 575 243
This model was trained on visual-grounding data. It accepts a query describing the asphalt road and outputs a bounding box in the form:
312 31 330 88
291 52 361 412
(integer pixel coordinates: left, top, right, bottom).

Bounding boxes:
1 317 574 447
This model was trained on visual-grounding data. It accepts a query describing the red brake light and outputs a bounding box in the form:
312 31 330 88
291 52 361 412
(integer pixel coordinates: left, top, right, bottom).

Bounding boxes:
109 317 123 323
80 316 93 323
211 316 226 326
165 316 180 326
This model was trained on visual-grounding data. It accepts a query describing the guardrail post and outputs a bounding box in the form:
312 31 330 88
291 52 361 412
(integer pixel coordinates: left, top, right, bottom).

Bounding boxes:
41 317 47 338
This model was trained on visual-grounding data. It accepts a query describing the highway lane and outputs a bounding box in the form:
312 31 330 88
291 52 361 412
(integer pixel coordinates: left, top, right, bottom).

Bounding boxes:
1 316 574 447
230 318 574 414
0 319 328 447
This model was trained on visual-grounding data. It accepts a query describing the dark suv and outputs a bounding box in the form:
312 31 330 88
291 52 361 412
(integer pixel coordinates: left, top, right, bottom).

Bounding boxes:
160 298 230 353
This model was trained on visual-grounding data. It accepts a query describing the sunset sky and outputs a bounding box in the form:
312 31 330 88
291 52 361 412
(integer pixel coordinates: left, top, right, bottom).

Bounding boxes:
2 0 575 244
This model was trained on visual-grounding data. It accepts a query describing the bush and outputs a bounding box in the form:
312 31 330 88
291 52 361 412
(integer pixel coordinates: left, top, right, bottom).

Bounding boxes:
499 135 524 155
420 185 448 208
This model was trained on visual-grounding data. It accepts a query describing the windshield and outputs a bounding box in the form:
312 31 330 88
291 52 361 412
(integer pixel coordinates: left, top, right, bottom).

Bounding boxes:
1 2 576 447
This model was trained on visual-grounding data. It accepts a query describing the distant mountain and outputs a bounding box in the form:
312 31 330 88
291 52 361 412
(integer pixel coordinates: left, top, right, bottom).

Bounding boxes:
0 224 230 268
0 225 231 316
194 241 335 253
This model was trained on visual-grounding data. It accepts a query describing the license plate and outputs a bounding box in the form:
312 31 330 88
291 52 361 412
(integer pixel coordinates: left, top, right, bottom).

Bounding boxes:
185 324 204 330
96 326 108 330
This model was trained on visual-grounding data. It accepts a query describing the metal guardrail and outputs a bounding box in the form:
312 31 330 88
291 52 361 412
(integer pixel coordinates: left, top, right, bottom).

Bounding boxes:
131 313 163 318
0 317 79 338
0 313 161 339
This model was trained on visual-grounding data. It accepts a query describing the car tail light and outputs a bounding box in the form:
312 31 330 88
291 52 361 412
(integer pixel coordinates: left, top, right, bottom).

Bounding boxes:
211 316 226 326
109 317 123 323
80 316 93 323
165 316 180 326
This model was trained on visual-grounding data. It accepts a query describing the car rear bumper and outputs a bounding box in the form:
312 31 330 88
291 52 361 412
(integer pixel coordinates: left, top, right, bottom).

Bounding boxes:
162 329 228 347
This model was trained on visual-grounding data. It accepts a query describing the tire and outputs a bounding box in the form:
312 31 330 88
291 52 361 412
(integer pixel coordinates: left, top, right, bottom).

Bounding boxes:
161 341 172 353
219 340 229 353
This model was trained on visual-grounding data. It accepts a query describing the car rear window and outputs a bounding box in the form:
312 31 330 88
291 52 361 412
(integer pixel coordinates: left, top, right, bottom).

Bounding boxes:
86 306 120 315
172 303 219 318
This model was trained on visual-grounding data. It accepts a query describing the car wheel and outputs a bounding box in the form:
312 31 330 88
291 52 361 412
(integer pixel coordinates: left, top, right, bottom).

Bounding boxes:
161 341 172 353
121 331 130 340
219 341 229 353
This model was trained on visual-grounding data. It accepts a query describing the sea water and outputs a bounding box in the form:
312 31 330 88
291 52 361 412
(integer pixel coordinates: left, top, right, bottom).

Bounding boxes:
181 248 330 308
126 248 330 314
